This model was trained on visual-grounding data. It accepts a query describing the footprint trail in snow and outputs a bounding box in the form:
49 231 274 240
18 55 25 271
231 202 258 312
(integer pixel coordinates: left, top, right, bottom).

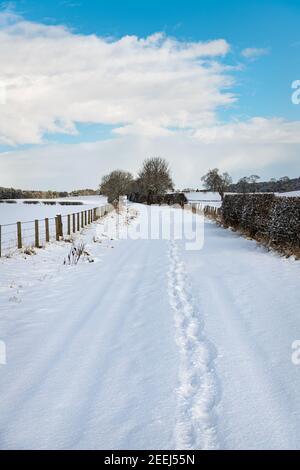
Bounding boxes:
168 240 220 450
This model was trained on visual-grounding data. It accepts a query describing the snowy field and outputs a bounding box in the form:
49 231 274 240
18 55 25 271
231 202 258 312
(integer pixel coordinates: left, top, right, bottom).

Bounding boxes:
184 192 222 208
0 196 108 255
277 190 300 197
0 196 107 225
184 190 300 209
1 203 300 449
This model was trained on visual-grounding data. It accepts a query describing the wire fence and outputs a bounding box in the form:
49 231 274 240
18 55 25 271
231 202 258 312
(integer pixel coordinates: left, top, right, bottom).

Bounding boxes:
0 204 113 257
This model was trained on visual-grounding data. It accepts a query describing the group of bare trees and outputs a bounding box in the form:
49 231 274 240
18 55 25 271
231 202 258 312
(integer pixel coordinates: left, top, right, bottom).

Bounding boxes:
201 170 295 198
100 158 297 205
0 187 99 200
100 162 254 204
236 175 260 193
201 171 268 199
0 187 69 200
99 157 174 203
201 169 232 200
233 175 295 194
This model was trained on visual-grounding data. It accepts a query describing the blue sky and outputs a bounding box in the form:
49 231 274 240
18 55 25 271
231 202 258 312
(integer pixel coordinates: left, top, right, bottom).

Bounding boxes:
0 0 300 189
13 0 300 120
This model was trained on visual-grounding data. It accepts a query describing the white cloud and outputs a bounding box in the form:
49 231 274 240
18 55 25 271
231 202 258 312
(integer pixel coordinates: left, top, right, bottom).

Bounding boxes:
241 47 270 59
193 117 300 144
0 12 234 145
0 12 299 189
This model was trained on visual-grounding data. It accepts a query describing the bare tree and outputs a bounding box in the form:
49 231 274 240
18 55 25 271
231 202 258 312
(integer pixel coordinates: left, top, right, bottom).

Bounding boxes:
249 175 260 183
99 170 134 203
138 157 174 204
279 176 290 192
201 168 232 200
279 176 290 182
235 174 261 193
237 176 250 194
248 174 260 193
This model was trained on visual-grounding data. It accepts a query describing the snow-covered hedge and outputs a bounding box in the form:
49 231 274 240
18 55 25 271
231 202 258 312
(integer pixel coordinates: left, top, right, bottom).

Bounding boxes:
268 197 300 248
222 194 300 251
129 192 188 206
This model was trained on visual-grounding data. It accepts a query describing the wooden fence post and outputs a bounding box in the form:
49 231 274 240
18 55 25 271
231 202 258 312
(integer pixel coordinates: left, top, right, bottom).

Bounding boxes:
73 213 76 233
67 215 71 236
85 211 87 225
55 216 60 241
0 225 1 257
35 220 39 248
81 212 84 228
58 215 63 238
45 218 50 242
77 213 80 231
17 222 22 249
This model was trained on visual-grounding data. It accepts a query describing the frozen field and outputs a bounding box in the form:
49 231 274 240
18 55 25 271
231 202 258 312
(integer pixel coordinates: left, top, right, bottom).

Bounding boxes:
0 203 300 449
0 196 107 225
0 196 108 255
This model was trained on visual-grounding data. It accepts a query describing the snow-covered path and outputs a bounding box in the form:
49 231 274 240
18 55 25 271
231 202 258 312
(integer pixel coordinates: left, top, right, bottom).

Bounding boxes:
1 204 300 449
0 213 178 449
181 220 300 449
